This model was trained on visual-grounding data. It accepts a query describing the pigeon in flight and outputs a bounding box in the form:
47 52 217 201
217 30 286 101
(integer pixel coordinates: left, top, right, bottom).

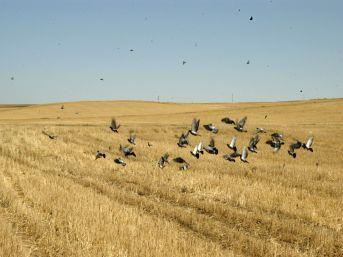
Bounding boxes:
190 142 204 159
256 127 266 134
130 49 134 52
221 117 235 124
114 157 126 166
177 132 189 147
223 151 241 162
246 60 250 65
227 136 237 152
60 105 64 110
10 76 14 80
128 131 136 145
110 118 120 133
271 132 283 140
302 136 314 152
119 145 136 157
95 151 106 160
240 147 249 163
288 140 302 158
203 123 218 134
173 157 189 170
234 116 247 132
204 138 219 155
158 153 169 168
248 134 260 153
148 142 153 147
182 61 187 65
266 137 284 152
189 119 200 136
42 131 57 140
249 16 253 21
100 78 104 81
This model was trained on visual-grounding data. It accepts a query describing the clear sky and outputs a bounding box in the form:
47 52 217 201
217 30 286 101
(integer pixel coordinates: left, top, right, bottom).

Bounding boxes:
1 0 342 104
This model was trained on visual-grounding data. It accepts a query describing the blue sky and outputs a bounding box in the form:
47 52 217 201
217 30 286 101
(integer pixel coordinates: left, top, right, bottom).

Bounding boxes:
0 0 342 103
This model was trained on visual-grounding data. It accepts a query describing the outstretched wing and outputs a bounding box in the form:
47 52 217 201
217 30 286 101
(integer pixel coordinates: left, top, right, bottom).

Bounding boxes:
238 116 247 128
230 136 237 148
306 136 314 148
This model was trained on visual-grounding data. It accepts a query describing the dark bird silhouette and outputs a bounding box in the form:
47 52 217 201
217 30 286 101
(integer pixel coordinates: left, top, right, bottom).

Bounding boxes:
128 131 136 145
221 117 235 124
10 77 14 80
173 157 189 170
234 116 247 132
95 151 106 160
288 140 302 158
189 119 200 136
265 115 268 119
246 60 250 64
114 157 126 166
148 142 153 147
119 145 136 157
177 132 189 147
158 153 169 168
271 132 283 141
182 61 187 65
60 105 64 110
130 49 134 52
203 123 218 134
190 142 204 159
266 137 284 152
110 118 120 133
42 131 57 140
227 136 237 152
248 134 260 153
249 16 253 21
223 151 241 162
204 138 219 155
302 136 314 152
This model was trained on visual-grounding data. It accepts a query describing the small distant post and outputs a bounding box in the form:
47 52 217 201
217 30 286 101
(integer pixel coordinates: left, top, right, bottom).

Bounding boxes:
157 96 160 102
231 93 234 103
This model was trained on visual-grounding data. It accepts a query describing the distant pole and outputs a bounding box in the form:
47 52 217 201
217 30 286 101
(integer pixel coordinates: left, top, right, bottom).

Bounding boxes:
157 95 160 102
231 93 234 103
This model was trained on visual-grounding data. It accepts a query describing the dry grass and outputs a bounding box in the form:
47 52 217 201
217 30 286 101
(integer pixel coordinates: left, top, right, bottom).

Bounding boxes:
0 99 342 257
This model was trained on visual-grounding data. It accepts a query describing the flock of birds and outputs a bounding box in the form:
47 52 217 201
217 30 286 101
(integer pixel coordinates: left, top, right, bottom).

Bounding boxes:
43 113 314 171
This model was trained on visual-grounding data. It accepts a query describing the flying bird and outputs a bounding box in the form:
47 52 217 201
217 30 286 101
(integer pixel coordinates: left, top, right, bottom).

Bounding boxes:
223 151 241 162
288 140 302 158
114 157 126 166
221 117 235 124
240 147 249 163
130 49 134 52
95 151 106 160
110 118 120 133
182 61 187 65
302 136 314 152
249 16 253 21
128 131 136 145
204 138 219 155
203 123 218 134
148 142 153 147
227 136 237 152
189 119 200 136
266 137 284 152
246 60 250 64
190 142 204 159
60 105 64 110
158 153 169 168
173 157 189 170
119 145 136 157
100 78 104 81
177 132 189 147
10 77 14 80
271 132 283 140
42 131 57 140
256 127 266 133
234 116 247 132
248 134 260 153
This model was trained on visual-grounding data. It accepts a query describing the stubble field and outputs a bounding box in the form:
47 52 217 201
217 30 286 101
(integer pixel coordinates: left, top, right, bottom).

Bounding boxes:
0 99 342 257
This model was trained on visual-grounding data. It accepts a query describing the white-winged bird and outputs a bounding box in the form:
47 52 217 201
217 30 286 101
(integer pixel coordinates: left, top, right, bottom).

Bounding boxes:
240 147 249 163
302 136 314 152
227 136 237 152
190 142 204 159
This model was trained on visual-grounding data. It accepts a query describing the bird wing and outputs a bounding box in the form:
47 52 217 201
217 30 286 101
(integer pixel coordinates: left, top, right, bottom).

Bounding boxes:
191 119 197 132
242 147 248 160
230 137 237 148
238 116 247 128
306 136 313 148
197 142 203 152
111 118 117 128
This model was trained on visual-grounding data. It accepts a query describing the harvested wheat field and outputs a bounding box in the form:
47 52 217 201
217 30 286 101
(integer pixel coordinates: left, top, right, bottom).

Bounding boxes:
0 98 342 257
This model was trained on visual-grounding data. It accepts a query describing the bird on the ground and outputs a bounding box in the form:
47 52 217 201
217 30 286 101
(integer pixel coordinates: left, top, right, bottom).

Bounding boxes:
110 118 120 133
248 134 260 153
42 131 57 140
128 131 136 145
95 151 106 160
173 157 190 171
158 153 169 168
240 147 249 163
204 138 219 154
288 140 302 158
177 132 189 147
302 136 314 152
223 151 241 162
119 145 136 157
114 157 126 166
190 142 204 159
256 127 266 133
234 116 247 132
189 119 200 136
227 136 237 152
221 117 235 124
203 123 218 134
